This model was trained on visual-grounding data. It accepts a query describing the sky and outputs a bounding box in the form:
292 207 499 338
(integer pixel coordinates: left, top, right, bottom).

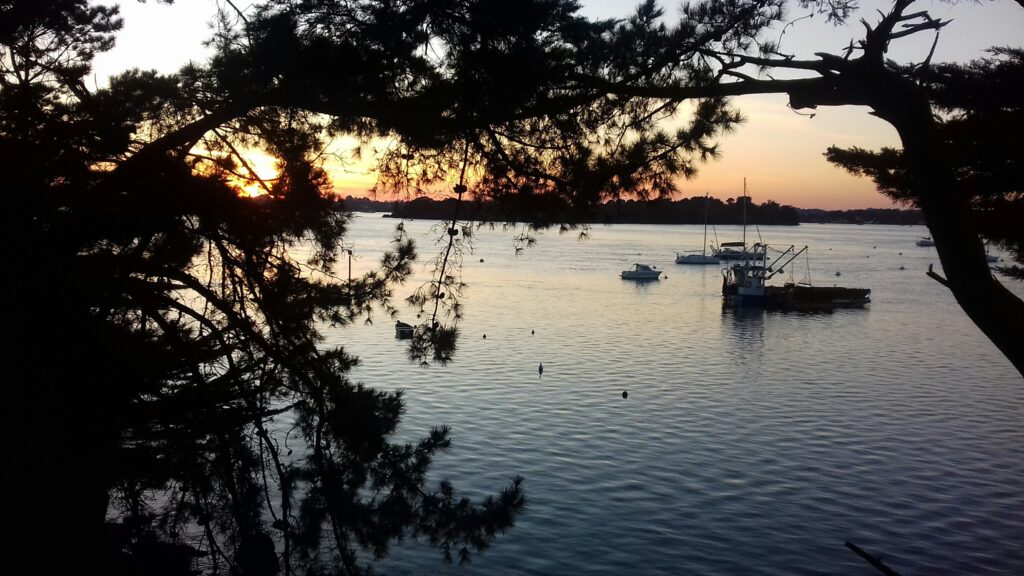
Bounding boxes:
90 0 1024 210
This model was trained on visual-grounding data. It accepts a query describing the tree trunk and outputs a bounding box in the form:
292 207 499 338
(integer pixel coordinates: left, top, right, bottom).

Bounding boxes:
7 235 119 573
869 70 1024 377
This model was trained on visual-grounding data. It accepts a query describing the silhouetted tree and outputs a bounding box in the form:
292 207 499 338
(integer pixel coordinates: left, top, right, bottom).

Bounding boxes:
6 1 1021 572
564 0 1024 376
3 1 525 574
825 47 1024 278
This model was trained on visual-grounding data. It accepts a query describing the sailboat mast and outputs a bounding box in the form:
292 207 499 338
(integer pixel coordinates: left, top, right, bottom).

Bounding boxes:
703 193 709 258
742 178 747 251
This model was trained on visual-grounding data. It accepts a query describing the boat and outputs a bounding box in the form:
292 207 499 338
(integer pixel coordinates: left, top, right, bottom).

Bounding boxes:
676 252 720 264
621 263 662 280
711 178 766 262
916 236 935 247
676 251 720 264
395 321 414 339
712 241 766 261
721 243 870 309
676 194 720 265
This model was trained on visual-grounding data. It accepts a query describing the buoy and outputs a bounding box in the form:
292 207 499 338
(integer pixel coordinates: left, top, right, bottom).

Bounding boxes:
898 252 903 255
480 258 484 263
835 271 842 276
538 363 544 377
899 265 905 270
531 329 535 335
482 334 486 339
622 391 628 399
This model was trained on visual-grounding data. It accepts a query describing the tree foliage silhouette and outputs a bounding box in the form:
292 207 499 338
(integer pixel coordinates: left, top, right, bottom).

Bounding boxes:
3 1 528 574
554 0 1024 376
3 2 745 570
5 0 1022 573
825 47 1024 278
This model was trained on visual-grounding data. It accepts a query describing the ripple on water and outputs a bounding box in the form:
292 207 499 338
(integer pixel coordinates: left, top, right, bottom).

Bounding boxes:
331 218 1024 576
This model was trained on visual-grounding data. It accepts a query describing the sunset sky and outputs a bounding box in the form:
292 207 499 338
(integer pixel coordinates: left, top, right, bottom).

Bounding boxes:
91 0 1024 210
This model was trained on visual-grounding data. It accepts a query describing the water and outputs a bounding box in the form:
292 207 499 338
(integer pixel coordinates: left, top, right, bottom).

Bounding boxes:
324 215 1024 575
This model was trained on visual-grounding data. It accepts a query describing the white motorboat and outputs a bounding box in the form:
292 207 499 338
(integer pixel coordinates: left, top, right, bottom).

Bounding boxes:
621 263 662 280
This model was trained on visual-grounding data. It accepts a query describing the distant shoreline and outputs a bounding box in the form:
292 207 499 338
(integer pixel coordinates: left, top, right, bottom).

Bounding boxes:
341 196 923 226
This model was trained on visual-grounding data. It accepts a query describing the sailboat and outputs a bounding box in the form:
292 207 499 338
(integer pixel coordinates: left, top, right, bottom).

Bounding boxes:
711 178 765 262
675 193 719 264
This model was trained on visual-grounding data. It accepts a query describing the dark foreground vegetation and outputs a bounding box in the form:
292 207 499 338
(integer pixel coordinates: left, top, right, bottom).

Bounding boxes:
2 0 1021 575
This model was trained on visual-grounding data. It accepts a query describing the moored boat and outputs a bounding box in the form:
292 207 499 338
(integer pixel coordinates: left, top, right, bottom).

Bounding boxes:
676 252 720 264
711 179 766 261
721 244 870 309
713 241 766 261
621 263 662 280
916 236 935 247
395 321 414 339
676 194 721 265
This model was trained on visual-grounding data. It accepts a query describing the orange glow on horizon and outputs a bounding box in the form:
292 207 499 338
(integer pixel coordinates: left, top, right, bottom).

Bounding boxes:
94 0 1024 211
328 95 905 211
193 96 905 210
673 95 903 211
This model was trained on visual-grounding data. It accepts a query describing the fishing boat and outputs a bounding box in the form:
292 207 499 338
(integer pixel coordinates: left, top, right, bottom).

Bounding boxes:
676 194 720 265
721 243 870 309
621 263 662 280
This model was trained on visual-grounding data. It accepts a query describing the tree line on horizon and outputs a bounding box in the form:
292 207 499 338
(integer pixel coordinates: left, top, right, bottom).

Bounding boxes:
343 195 923 226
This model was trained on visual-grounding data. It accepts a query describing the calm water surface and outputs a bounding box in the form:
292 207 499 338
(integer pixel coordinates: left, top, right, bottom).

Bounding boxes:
322 215 1023 575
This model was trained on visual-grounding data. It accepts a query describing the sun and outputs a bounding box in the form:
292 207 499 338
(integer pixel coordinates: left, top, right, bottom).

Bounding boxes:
231 149 281 198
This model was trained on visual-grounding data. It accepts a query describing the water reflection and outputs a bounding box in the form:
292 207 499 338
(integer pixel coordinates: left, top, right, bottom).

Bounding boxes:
343 217 1024 576
623 277 660 292
720 306 767 358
